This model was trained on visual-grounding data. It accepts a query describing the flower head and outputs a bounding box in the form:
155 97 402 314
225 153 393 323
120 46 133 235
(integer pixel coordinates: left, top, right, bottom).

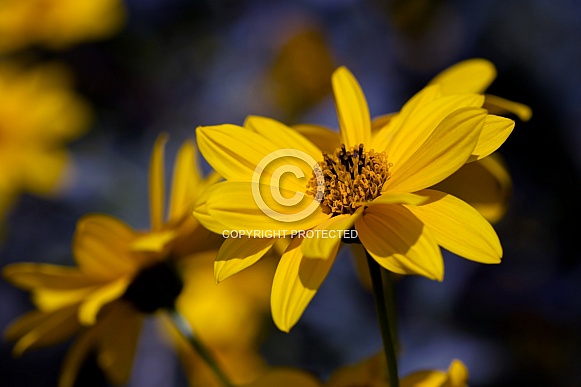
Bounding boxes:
195 62 516 332
3 135 222 386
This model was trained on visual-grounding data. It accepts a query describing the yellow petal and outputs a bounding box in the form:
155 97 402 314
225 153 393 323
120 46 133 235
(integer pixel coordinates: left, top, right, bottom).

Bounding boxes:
371 192 429 206
374 89 484 167
332 67 371 148
3 263 102 289
433 154 512 224
355 204 443 280
385 107 486 193
168 140 201 222
469 115 514 161
97 303 144 385
443 360 469 387
292 124 340 154
6 306 80 357
73 215 138 278
78 276 131 325
193 183 229 235
130 230 177 253
371 85 442 153
371 113 396 132
271 237 338 332
485 94 532 122
245 116 322 161
429 58 497 94
196 124 281 181
59 324 100 387
405 189 502 263
214 237 277 283
150 133 168 231
301 212 359 260
34 287 97 312
205 181 331 233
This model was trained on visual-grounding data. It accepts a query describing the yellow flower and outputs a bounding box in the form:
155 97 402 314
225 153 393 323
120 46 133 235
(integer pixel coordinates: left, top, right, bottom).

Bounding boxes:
245 354 469 387
0 61 91 221
0 0 126 53
195 64 514 332
3 135 222 386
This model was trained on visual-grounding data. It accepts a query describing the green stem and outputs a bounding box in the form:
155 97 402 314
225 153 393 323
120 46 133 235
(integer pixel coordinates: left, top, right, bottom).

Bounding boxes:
168 309 233 387
381 268 399 352
366 252 399 387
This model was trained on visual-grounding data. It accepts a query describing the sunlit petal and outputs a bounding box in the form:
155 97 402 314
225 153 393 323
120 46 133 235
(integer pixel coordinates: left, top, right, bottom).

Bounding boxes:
214 237 277 283
332 67 371 148
429 58 497 94
205 181 330 233
196 124 281 181
245 116 322 160
271 237 338 332
469 115 514 161
374 89 484 167
385 107 486 193
405 189 502 263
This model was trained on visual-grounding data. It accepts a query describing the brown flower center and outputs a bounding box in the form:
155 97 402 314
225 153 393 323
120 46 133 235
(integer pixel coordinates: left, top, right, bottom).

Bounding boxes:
307 143 391 215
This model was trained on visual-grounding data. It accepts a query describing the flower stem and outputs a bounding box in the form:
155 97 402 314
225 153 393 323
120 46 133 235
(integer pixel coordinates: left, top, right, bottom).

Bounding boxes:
366 252 399 387
168 309 233 387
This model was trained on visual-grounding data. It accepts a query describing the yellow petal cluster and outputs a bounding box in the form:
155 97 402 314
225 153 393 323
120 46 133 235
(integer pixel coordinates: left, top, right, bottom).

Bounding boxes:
0 62 91 221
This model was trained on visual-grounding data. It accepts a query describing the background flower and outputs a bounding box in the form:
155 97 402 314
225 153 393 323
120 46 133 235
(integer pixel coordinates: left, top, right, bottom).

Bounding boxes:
0 61 91 225
0 0 126 53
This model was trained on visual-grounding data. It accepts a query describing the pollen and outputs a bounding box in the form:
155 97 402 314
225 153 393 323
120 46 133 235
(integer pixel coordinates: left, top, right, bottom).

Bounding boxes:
307 144 392 215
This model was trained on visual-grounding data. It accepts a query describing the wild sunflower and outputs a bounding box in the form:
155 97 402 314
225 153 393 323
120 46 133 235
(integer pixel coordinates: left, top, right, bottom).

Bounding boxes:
3 135 229 386
195 63 517 332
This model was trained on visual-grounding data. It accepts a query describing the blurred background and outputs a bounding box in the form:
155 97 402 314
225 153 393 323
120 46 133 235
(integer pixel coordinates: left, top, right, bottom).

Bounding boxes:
1 0 580 386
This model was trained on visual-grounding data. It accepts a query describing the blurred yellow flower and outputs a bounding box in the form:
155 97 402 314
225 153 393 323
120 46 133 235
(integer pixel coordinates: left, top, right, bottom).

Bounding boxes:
245 354 469 387
0 61 91 221
195 64 513 332
0 0 126 53
3 135 238 386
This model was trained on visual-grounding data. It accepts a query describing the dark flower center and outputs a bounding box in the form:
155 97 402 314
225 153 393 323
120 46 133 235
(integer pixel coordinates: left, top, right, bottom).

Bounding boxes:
122 260 183 314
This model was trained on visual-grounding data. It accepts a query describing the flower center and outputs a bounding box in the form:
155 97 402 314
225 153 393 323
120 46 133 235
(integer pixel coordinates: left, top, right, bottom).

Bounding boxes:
307 143 391 215
122 260 183 314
